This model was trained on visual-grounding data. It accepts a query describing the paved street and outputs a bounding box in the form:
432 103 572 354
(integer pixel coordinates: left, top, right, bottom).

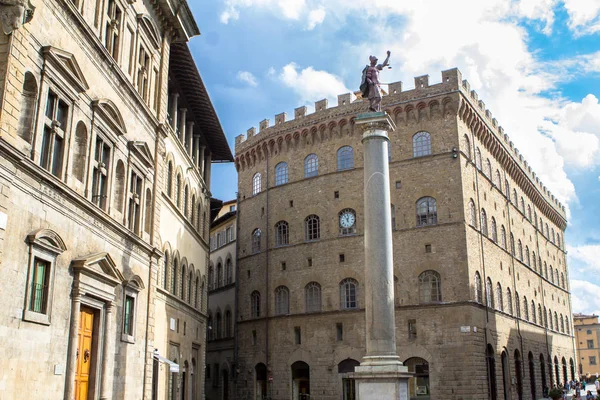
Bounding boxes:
538 383 598 399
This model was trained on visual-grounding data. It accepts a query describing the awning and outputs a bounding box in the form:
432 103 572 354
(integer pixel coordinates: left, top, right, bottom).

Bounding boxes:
153 353 180 373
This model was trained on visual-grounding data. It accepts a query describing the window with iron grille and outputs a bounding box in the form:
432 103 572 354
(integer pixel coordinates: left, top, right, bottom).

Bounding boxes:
305 282 321 313
419 271 441 303
252 173 261 195
340 278 358 310
251 291 261 318
275 221 289 247
305 215 320 241
413 131 432 157
304 154 319 178
252 229 261 253
474 272 482 303
416 197 437 227
275 162 288 186
337 146 354 170
274 286 289 315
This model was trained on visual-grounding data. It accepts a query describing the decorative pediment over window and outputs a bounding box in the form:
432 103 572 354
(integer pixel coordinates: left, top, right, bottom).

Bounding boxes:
42 46 89 93
71 252 124 288
26 228 67 255
129 141 154 169
93 99 127 135
125 274 145 291
137 14 162 49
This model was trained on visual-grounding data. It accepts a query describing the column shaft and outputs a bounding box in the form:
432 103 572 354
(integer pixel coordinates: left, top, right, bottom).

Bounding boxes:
100 303 114 400
179 108 187 143
169 93 179 131
64 295 82 400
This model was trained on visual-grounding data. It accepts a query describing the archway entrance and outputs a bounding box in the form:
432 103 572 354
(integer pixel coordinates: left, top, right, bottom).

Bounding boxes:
501 351 511 400
291 361 310 400
338 359 360 400
404 357 430 399
222 369 229 400
488 345 498 400
255 363 267 400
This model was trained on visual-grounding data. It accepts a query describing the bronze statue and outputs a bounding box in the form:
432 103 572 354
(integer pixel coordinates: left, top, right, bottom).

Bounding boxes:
0 0 35 35
360 51 391 112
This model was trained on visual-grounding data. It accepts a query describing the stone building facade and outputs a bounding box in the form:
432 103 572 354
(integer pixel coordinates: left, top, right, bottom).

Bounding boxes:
0 1 232 399
573 314 600 378
233 69 576 400
206 199 238 400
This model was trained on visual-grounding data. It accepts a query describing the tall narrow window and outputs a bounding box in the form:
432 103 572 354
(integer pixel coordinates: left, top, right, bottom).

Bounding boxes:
225 259 233 284
523 296 529 321
518 239 523 261
337 146 354 170
274 221 289 247
18 72 38 144
485 159 492 178
176 174 182 207
419 271 441 303
275 162 288 186
137 46 150 101
252 173 261 195
30 258 51 314
252 229 261 253
474 272 482 303
527 205 532 221
91 135 111 210
531 300 537 324
516 292 521 318
468 199 477 227
495 170 502 190
274 286 289 315
305 215 320 241
105 0 122 60
525 246 530 266
464 134 471 158
480 209 488 236
475 148 482 169
167 161 173 197
513 189 518 206
225 310 232 337
496 283 503 311
491 218 497 242
144 188 152 234
413 131 432 157
72 122 88 182
510 233 515 256
486 278 494 309
304 154 319 178
340 278 358 309
501 226 507 249
416 197 437 227
123 295 135 336
251 291 261 318
183 185 189 217
127 171 143 233
41 91 69 177
506 288 513 315
305 282 321 313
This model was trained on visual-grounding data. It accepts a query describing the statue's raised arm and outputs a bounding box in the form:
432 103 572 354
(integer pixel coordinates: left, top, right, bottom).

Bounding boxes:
360 51 391 112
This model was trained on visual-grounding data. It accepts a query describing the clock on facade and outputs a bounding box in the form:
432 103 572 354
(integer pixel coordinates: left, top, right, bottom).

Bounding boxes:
340 212 355 228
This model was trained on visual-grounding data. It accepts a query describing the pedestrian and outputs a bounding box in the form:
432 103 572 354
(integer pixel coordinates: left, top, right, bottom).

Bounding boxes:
585 390 594 400
575 384 581 399
595 378 599 392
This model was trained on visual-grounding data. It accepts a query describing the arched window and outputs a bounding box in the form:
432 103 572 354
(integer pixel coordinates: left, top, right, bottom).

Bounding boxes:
251 291 261 318
167 161 173 197
557 233 561 249
474 272 482 303
252 173 262 195
514 350 524 400
513 189 518 205
339 208 357 235
501 225 507 249
114 160 126 212
416 197 437 227
337 146 354 170
216 262 222 287
191 195 196 225
180 264 186 298
340 278 358 310
506 288 513 315
550 267 554 283
275 162 288 186
163 252 169 290
510 233 515 256
413 131 432 157
505 179 510 198
544 307 548 327
208 264 214 290
496 283 503 311
545 223 549 238
252 229 261 253
171 257 178 294
176 173 182 208
304 154 319 178
225 310 232 337
516 292 521 318
518 240 523 261
538 304 543 325
529 352 537 400
554 312 558 331
215 312 222 338
531 300 536 324
419 271 441 303
485 159 492 178
523 296 529 321
480 209 488 236
532 251 537 271
274 286 289 315
225 259 233 284
549 308 554 330
525 246 530 266
464 135 471 158
475 147 482 169
527 205 532 221
520 197 525 214
195 277 200 309
468 199 477 227
274 221 289 247
18 72 38 144
486 278 494 308
305 215 320 241
544 262 548 278
305 282 321 313
552 228 555 243
183 185 189 217
207 313 213 341
491 218 497 242
561 272 565 288
495 170 502 190
487 345 498 400
144 188 152 234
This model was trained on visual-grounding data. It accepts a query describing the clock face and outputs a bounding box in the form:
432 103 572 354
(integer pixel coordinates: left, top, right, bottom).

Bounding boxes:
340 212 356 228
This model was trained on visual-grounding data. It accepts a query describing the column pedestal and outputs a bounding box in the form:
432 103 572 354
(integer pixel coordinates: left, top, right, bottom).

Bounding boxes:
350 111 410 400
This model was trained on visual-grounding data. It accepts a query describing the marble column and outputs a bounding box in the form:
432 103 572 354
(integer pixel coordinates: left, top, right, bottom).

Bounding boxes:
64 290 82 400
198 146 206 179
178 108 187 144
100 302 114 400
350 111 411 400
193 135 201 167
186 121 195 156
169 93 179 131
204 152 212 189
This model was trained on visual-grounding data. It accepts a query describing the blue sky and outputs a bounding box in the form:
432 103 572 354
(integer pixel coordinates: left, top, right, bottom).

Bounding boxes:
187 0 600 315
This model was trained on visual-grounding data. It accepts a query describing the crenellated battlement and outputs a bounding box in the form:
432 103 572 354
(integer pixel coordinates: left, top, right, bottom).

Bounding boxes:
234 68 566 220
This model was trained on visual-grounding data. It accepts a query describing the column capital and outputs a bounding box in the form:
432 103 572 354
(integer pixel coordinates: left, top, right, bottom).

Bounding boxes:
171 92 180 99
355 112 396 139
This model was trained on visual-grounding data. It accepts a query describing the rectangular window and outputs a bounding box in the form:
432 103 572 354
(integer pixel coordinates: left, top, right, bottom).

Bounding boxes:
104 0 121 60
92 136 111 210
127 26 135 76
226 227 232 243
152 67 160 114
281 262 286 271
339 254 345 263
425 244 432 253
336 323 343 341
294 327 301 345
127 171 143 233
252 330 257 346
590 356 597 365
30 258 50 314
137 46 150 101
307 258 312 267
334 191 339 199
123 295 134 336
408 319 417 339
229 205 235 212
588 340 594 349
41 91 68 178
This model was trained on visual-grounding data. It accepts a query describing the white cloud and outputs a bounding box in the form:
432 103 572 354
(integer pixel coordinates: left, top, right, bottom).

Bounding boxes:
278 63 350 105
563 0 600 35
220 0 306 23
568 244 600 271
570 280 600 316
237 71 258 87
306 7 326 30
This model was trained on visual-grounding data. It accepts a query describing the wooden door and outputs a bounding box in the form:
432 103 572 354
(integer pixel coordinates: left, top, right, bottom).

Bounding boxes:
74 307 95 400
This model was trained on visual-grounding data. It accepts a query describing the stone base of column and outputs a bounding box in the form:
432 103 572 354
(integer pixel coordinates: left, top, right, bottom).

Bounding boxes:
350 359 412 400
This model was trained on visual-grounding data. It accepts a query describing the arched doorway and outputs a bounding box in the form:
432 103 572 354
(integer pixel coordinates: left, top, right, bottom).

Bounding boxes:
487 344 498 400
554 356 560 387
528 352 536 400
181 361 188 400
191 359 197 400
514 350 523 400
291 361 310 400
222 368 229 400
539 354 548 396
404 357 430 399
338 359 360 400
562 357 568 385
255 363 267 400
501 350 511 400
570 358 575 381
